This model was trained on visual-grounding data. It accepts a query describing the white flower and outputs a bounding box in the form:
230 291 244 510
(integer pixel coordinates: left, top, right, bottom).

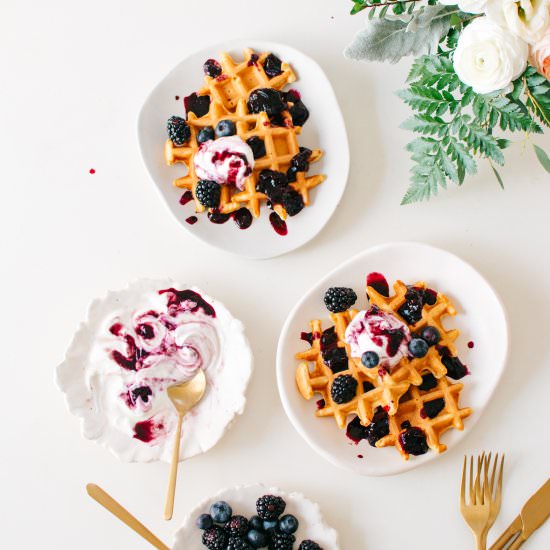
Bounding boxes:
453 17 529 93
485 0 550 45
438 0 488 14
530 31 550 80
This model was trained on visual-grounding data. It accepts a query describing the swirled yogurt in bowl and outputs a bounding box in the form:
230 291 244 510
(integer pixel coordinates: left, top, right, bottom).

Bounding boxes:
194 135 254 190
56 279 253 462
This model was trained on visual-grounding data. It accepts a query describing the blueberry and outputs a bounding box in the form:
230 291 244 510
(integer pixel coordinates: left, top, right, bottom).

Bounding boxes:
263 519 278 532
361 351 380 368
197 126 215 144
196 513 213 530
215 119 236 137
421 326 441 346
408 338 429 358
278 515 299 534
246 136 266 159
247 529 268 548
249 516 264 531
210 501 232 524
203 58 222 78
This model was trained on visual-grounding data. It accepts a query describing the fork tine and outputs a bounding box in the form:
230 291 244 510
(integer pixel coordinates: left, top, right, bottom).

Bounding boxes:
475 453 484 504
483 455 491 504
489 453 498 498
470 455 475 505
496 454 505 501
461 455 467 505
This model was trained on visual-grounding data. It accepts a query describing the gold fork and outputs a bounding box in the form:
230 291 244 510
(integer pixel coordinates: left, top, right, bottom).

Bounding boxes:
483 453 505 539
461 454 492 549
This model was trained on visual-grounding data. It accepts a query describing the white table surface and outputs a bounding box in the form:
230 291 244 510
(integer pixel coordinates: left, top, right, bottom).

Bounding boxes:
2 1 549 548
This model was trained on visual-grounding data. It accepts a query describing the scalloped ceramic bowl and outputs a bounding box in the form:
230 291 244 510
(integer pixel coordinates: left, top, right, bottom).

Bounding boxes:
276 242 509 476
173 484 339 549
56 279 253 462
137 40 349 259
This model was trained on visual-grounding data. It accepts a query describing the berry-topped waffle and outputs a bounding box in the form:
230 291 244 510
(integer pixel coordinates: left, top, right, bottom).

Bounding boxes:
164 48 325 232
295 273 472 460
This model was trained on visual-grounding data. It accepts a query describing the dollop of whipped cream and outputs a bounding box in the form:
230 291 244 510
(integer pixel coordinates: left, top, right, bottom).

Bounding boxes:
193 135 254 190
344 306 411 370
90 288 220 446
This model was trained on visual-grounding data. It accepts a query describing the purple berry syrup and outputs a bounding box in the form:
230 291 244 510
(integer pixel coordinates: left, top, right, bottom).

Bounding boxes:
269 212 287 235
366 272 389 297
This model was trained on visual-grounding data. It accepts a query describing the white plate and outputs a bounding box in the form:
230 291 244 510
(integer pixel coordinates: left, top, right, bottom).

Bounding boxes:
173 484 339 550
276 242 509 476
56 279 253 463
137 40 349 259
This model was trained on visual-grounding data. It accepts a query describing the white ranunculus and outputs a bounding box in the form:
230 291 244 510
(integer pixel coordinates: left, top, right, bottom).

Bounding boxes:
438 0 488 14
485 0 550 45
453 17 529 93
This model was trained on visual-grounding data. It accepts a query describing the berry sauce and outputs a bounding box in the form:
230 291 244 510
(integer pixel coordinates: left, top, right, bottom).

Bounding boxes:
186 216 198 225
208 211 231 224
357 454 364 459
248 53 259 66
468 341 475 349
346 417 369 444
159 288 216 317
133 419 164 443
179 191 194 205
366 272 389 297
269 212 287 235
316 399 325 410
232 208 253 230
300 331 313 345
175 95 180 101
89 168 96 174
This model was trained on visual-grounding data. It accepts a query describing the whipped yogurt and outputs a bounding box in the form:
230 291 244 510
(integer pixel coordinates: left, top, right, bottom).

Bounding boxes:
56 280 253 463
344 306 411 370
194 135 254 190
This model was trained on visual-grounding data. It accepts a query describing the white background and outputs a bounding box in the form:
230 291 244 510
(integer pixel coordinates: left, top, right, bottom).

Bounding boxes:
1 1 549 548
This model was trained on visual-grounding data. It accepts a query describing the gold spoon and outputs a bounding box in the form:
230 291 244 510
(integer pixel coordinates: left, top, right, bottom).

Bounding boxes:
164 369 207 521
86 484 170 550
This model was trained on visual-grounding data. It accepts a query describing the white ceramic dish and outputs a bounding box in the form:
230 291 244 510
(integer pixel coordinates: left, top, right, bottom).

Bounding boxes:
56 279 253 463
137 40 349 259
173 484 339 550
276 242 509 476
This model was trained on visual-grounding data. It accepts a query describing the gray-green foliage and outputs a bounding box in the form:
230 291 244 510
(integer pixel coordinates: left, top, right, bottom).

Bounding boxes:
344 5 458 64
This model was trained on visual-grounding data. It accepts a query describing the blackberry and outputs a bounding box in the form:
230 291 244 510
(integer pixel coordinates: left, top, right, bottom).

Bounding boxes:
202 526 228 550
256 495 286 520
227 537 252 550
269 532 295 550
299 541 323 550
418 373 438 391
281 188 304 216
167 116 191 146
195 180 221 208
289 100 309 126
225 516 249 538
322 347 348 374
263 53 283 77
364 406 390 446
246 136 266 159
203 58 222 78
398 286 426 325
323 287 357 313
291 148 312 171
247 88 286 116
399 426 429 455
423 398 445 419
184 92 211 118
256 170 288 199
330 374 358 404
197 126 215 144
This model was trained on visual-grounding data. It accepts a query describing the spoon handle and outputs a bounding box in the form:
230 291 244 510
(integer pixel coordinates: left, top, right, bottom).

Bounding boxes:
86 484 170 550
164 413 184 521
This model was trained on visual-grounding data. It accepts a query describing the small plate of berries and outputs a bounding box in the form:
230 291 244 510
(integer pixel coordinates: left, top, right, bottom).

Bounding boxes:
276 242 509 476
137 40 348 259
173 484 339 549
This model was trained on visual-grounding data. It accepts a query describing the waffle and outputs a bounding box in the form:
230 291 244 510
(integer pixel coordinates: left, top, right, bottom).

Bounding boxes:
165 48 325 219
295 278 472 459
375 377 472 459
